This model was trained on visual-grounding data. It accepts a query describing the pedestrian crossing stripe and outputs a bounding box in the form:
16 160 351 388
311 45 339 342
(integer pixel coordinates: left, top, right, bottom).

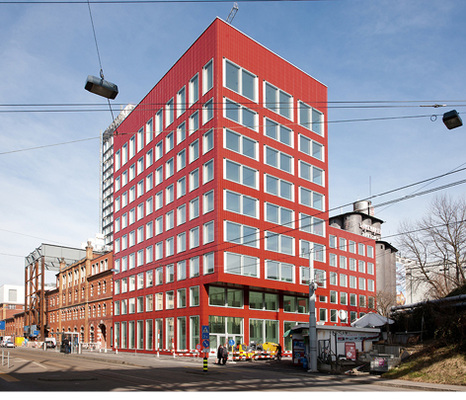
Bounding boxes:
0 373 19 382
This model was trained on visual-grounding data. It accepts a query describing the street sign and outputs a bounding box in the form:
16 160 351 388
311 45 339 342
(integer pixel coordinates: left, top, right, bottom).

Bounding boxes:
201 325 209 340
202 339 210 349
228 339 235 346
196 344 201 351
0 320 5 330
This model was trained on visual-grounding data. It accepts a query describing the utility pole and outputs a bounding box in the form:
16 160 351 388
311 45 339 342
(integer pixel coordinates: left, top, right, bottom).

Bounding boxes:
308 248 318 372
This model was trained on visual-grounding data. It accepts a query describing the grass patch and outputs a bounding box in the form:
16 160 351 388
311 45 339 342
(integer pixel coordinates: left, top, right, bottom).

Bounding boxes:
383 343 466 386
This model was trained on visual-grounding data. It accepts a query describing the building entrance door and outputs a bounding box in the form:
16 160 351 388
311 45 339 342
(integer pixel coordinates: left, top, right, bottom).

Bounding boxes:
209 334 243 354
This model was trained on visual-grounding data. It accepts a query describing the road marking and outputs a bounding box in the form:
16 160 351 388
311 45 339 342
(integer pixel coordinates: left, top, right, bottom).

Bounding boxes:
32 361 47 369
0 373 19 382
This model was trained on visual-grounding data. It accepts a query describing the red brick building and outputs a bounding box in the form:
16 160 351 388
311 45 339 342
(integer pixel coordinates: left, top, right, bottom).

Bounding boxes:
45 244 113 349
111 18 375 355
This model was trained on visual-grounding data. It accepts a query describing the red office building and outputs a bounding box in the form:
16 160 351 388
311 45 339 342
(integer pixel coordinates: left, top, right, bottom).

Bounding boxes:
112 18 370 355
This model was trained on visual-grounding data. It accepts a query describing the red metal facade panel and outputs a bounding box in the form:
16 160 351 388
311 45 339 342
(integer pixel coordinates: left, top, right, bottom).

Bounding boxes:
111 18 371 354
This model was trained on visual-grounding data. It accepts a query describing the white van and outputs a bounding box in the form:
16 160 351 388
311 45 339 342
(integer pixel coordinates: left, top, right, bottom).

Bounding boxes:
0 336 12 347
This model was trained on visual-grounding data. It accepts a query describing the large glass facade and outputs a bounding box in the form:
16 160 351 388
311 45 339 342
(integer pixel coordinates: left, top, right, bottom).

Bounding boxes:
250 319 278 345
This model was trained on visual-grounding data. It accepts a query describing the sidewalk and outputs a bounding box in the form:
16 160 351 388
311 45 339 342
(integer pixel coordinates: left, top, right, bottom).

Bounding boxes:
8 347 466 392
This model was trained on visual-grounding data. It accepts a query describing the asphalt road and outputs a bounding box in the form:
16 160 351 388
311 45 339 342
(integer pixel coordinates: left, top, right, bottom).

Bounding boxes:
0 347 462 392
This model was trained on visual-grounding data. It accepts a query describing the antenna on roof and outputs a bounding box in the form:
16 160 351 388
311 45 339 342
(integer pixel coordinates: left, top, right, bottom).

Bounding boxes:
226 2 239 24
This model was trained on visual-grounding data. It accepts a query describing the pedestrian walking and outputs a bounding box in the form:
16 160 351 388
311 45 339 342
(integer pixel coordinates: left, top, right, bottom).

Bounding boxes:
222 343 228 365
217 344 224 365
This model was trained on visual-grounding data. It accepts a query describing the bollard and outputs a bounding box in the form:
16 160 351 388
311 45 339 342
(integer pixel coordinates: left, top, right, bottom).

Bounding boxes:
157 350 159 358
203 356 208 372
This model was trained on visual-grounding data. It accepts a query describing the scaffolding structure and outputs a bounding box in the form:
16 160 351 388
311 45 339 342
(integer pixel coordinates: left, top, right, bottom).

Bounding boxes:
24 244 87 340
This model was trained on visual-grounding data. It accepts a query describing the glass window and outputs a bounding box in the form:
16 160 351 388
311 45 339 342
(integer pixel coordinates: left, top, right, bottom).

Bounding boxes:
203 99 213 123
190 197 199 219
190 227 199 249
190 169 199 191
189 140 199 162
177 87 186 117
264 82 292 119
224 60 257 101
209 286 243 308
177 260 186 280
203 190 214 214
299 187 324 211
225 160 258 189
265 232 294 255
203 221 214 244
225 190 258 218
166 98 174 127
204 159 214 183
177 232 186 253
225 129 257 159
265 146 293 174
166 291 174 309
299 134 324 161
166 264 175 283
299 213 325 236
224 252 259 277
225 98 258 131
189 74 199 106
177 289 186 308
189 111 199 135
265 175 293 201
177 317 186 350
204 129 214 153
265 260 294 282
265 118 293 147
155 109 163 136
225 221 258 248
204 252 214 274
298 100 324 135
177 177 186 198
190 286 200 306
203 60 213 94
177 122 186 144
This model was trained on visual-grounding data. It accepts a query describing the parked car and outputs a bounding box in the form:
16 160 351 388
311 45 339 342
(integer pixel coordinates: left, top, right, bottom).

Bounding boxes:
4 341 15 348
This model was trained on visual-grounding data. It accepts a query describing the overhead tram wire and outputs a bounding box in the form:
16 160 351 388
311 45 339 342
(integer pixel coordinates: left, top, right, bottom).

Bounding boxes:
1 100 466 112
104 173 466 271
0 0 333 4
0 107 465 158
2 165 466 272
0 111 460 156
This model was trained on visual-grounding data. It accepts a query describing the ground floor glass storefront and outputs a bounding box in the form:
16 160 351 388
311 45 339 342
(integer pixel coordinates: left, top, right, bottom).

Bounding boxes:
115 316 303 352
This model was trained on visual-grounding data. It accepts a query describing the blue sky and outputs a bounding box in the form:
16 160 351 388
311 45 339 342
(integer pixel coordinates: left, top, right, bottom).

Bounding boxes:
1 0 466 286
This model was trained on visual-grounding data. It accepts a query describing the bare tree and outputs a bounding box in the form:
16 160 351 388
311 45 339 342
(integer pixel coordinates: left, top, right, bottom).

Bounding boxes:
376 290 397 317
397 195 466 299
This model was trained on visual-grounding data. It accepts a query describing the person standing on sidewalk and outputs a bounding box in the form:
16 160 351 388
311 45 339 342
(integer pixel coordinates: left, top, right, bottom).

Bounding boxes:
222 343 228 365
276 343 282 361
217 344 224 365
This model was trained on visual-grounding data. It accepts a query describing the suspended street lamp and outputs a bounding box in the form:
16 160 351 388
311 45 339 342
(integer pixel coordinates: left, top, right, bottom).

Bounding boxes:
85 71 119 100
442 109 463 130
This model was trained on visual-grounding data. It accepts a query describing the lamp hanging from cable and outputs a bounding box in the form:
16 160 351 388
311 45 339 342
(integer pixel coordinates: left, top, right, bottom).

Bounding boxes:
442 109 463 130
84 0 119 100
85 70 119 100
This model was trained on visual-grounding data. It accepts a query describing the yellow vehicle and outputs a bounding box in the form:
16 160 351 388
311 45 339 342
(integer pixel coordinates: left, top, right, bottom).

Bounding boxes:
235 343 255 359
261 342 279 353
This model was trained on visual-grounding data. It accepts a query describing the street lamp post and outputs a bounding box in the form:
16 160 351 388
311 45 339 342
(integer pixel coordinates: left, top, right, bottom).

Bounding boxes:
308 249 318 372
